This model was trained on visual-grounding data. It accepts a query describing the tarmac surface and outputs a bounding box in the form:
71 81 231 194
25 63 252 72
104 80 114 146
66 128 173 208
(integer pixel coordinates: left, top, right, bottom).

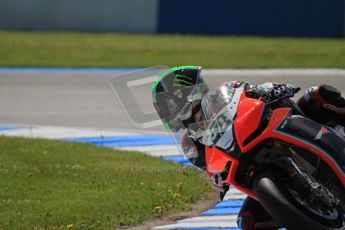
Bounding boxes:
0 69 344 130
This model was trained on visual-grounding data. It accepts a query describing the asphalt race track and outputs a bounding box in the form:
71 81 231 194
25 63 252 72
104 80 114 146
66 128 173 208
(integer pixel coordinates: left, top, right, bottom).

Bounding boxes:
1 69 344 131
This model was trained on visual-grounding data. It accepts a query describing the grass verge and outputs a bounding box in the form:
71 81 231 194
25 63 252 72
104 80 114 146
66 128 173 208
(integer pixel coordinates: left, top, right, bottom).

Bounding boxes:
0 30 344 68
0 137 211 229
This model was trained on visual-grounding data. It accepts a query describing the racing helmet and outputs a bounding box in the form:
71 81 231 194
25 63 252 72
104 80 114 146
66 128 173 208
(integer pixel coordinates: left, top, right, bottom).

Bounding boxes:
152 66 209 132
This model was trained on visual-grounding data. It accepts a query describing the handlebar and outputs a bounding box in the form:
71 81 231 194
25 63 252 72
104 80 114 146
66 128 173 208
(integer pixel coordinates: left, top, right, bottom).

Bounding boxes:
265 84 301 105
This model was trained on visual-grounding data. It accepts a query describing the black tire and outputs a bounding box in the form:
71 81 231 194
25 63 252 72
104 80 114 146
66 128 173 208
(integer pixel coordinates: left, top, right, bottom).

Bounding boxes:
253 169 345 230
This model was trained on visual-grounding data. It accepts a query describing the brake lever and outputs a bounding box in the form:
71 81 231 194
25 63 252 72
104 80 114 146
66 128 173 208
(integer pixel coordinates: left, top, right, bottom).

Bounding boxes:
265 94 294 105
293 87 301 93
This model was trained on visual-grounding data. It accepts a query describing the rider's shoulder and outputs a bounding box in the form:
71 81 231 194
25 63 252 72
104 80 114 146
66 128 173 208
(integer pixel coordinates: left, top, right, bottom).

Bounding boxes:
221 81 253 91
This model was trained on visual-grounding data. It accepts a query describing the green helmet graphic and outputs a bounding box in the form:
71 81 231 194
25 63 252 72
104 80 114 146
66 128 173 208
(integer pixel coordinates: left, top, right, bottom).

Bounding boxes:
152 66 207 132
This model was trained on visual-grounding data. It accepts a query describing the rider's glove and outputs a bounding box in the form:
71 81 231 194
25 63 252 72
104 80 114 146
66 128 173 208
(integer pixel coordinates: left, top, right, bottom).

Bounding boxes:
182 133 198 159
271 84 296 99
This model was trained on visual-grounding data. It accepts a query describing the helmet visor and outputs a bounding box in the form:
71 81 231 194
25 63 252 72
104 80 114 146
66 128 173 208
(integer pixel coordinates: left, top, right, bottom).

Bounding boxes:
179 84 208 121
153 84 207 132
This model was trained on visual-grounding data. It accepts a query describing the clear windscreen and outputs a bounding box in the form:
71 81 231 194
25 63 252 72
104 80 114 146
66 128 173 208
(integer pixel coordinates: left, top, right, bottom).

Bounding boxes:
152 82 244 161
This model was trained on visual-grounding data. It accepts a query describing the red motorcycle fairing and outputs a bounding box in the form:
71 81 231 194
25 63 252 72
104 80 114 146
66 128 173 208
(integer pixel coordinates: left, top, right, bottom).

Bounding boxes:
205 90 344 199
205 146 256 198
234 90 265 150
205 106 293 199
233 89 289 153
234 89 344 186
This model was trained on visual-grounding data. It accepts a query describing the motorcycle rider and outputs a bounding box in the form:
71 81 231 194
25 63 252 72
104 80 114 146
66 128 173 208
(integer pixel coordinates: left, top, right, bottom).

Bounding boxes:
151 66 345 230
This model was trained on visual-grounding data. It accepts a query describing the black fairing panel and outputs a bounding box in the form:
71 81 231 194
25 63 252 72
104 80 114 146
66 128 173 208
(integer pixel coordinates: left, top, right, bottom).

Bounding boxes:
275 115 345 174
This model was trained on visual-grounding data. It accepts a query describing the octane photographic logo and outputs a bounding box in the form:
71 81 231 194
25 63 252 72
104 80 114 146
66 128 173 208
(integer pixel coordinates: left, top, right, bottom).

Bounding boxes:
110 66 169 130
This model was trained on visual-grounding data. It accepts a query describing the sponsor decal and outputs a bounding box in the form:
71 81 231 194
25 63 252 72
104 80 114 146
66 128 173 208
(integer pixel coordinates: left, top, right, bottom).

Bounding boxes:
235 102 261 124
209 151 215 164
173 88 183 99
280 119 288 129
227 89 235 97
287 167 297 176
323 104 345 114
314 127 329 140
173 75 193 88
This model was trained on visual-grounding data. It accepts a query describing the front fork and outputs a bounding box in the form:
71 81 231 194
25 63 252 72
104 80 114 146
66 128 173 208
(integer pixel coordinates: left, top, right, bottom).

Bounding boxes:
271 157 314 191
269 157 340 209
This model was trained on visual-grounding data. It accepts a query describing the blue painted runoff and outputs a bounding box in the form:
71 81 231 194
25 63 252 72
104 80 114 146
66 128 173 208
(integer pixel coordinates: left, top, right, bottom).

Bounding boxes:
66 135 175 147
0 67 140 74
174 228 285 230
202 207 242 216
214 200 244 209
162 155 193 166
0 125 23 131
169 228 241 230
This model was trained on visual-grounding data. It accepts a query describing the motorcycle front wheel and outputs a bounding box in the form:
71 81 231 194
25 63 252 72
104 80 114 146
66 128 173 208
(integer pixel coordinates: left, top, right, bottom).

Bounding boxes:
253 169 345 230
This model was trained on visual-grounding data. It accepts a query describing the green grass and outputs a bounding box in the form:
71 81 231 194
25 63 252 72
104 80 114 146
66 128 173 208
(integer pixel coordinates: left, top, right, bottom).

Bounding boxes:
0 137 211 229
0 30 344 68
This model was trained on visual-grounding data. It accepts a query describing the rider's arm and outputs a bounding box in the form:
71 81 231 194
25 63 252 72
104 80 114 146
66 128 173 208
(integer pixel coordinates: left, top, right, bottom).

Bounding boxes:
182 132 225 188
182 132 206 170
